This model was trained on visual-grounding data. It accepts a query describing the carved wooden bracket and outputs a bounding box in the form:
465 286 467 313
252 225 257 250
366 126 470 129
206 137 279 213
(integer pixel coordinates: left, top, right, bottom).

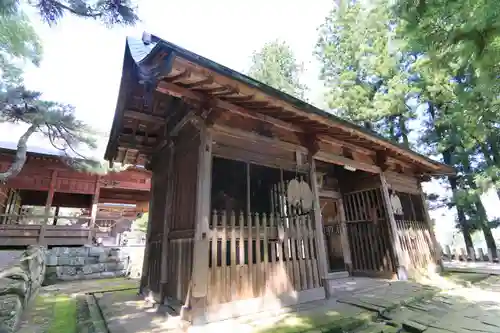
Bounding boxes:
300 133 320 156
376 150 389 171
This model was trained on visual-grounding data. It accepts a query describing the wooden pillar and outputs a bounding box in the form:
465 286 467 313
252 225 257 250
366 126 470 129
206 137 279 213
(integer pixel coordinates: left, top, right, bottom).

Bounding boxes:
379 173 407 279
337 198 352 273
87 176 101 243
183 126 212 324
308 156 329 286
140 169 157 295
160 142 174 302
417 182 443 272
39 170 57 243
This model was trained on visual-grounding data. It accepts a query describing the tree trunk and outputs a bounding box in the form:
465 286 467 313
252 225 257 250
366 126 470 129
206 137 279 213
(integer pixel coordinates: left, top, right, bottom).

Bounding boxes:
448 174 474 253
397 115 409 147
0 124 37 183
462 155 497 257
488 140 500 199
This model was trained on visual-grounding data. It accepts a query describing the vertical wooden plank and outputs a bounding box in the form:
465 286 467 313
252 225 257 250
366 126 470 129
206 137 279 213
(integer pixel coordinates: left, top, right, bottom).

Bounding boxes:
210 211 218 305
254 213 262 297
220 211 228 303
247 211 254 298
308 157 328 286
262 213 270 296
280 181 294 291
230 211 237 299
309 215 320 288
269 213 277 293
238 212 245 300
297 214 308 290
380 173 406 278
276 213 287 293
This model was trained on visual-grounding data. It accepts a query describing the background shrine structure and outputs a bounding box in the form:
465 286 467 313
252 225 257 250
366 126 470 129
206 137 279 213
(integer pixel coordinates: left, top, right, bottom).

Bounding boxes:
105 32 454 325
0 143 151 247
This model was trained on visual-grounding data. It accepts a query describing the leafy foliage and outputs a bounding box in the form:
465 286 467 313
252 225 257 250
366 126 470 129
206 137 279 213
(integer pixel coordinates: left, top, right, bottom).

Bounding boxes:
132 212 148 233
248 39 308 100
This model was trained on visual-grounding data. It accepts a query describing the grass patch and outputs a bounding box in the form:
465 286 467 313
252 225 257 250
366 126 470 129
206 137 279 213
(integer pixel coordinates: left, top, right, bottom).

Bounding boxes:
47 295 77 333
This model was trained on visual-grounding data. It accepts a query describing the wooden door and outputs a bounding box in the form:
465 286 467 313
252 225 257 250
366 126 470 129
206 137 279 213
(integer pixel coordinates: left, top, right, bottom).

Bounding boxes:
320 197 345 272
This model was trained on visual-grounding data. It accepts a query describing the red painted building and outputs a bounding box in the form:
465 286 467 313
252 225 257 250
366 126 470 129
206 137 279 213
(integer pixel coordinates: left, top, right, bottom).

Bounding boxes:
0 144 151 246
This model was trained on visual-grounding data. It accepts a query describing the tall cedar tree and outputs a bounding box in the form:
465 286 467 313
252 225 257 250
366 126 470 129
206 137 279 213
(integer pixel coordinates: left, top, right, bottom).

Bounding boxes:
0 0 138 182
315 2 416 147
248 40 308 100
317 1 499 253
394 0 500 253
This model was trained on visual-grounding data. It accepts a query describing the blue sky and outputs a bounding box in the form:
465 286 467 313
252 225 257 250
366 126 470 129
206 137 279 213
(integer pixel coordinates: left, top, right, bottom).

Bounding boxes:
3 0 499 247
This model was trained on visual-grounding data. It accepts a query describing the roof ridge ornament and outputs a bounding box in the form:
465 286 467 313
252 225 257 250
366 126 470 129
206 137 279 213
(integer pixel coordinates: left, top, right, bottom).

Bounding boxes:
142 32 160 45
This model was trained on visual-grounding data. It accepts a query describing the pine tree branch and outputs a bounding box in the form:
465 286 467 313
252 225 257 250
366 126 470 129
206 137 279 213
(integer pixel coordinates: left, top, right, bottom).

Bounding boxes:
0 124 37 183
50 1 102 18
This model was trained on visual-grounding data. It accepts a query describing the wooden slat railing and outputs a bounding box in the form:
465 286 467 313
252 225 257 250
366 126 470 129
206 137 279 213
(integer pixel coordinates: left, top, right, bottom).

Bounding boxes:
206 210 321 306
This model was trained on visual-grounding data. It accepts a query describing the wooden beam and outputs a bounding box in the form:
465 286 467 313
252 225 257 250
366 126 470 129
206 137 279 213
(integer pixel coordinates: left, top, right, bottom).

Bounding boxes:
212 124 307 154
157 81 303 133
124 110 165 123
315 151 381 174
318 135 372 156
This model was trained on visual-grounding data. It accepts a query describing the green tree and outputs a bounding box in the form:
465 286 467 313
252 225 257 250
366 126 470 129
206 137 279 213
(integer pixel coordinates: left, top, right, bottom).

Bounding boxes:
0 0 138 182
248 40 308 100
393 0 500 254
133 212 148 233
316 1 499 254
315 2 415 147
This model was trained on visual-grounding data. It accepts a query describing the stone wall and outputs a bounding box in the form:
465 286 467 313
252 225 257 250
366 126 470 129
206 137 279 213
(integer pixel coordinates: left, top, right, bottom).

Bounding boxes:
45 246 132 283
44 246 146 282
0 246 46 333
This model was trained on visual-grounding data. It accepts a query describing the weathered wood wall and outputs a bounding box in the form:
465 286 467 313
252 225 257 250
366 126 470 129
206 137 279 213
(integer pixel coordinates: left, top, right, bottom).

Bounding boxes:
163 125 200 304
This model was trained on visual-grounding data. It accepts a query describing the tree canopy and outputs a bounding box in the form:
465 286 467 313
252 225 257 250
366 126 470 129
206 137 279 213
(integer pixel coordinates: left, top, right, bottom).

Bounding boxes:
0 0 138 182
315 0 500 254
248 39 308 100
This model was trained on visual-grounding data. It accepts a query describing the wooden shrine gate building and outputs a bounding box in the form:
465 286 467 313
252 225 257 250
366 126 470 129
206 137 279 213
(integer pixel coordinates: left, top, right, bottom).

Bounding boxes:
105 33 455 325
0 144 151 246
